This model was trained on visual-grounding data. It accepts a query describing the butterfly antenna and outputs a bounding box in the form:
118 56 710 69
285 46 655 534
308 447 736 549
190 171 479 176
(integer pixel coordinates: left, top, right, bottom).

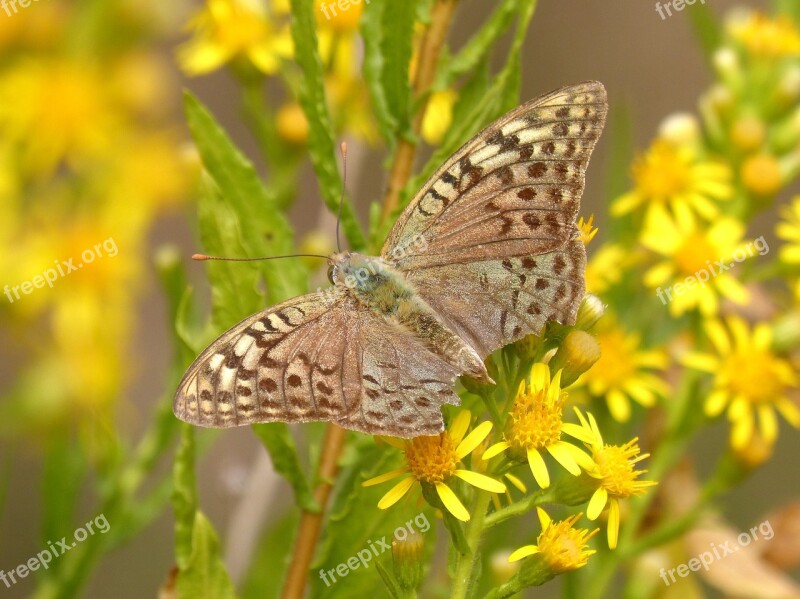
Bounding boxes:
192 253 329 262
335 142 347 253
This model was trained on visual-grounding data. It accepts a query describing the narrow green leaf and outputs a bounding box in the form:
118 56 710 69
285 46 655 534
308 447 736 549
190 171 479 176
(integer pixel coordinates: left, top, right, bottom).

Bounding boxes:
686 1 722 63
434 0 519 89
251 424 318 511
289 0 367 251
362 0 398 148
175 512 239 599
381 0 418 138
172 425 197 568
184 92 306 310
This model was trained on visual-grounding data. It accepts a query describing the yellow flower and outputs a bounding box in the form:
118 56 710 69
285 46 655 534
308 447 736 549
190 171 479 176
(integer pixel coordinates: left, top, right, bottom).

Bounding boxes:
642 210 750 316
741 153 783 196
573 323 670 422
363 411 505 522
276 102 310 145
577 215 599 246
422 89 458 145
777 197 800 265
482 364 593 489
508 507 598 572
612 141 732 223
585 244 630 295
315 0 363 31
179 0 293 75
682 317 800 450
563 409 657 549
729 12 800 59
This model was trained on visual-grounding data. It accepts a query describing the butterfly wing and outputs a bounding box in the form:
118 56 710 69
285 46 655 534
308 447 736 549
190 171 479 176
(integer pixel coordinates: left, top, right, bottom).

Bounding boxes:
174 290 460 437
382 81 607 356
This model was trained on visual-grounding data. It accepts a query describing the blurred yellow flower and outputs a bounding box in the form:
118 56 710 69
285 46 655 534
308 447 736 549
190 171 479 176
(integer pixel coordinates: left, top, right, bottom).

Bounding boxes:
682 317 800 450
585 244 629 295
729 12 800 59
777 197 800 264
612 141 732 223
179 0 293 75
422 89 458 145
563 409 657 549
363 411 505 521
642 211 749 316
741 153 783 196
0 59 119 175
508 507 598 572
277 102 310 145
482 364 594 489
574 324 670 422
315 0 363 31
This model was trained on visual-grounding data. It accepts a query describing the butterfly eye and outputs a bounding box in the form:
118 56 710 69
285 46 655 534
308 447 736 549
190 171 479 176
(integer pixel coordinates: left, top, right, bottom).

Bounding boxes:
327 265 336 285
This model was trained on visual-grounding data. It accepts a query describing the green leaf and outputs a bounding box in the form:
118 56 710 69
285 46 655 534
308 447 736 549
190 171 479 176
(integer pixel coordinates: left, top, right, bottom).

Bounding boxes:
172 425 198 568
362 0 398 148
176 512 239 599
775 0 800 22
184 92 306 312
686 1 722 63
309 442 434 598
289 0 367 251
381 0 418 139
434 0 519 89
251 424 318 511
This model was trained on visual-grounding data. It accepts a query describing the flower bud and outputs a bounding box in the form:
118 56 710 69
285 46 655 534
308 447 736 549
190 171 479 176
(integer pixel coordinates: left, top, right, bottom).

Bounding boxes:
741 153 783 196
574 294 605 331
731 116 766 151
548 331 601 387
658 113 700 146
276 102 309 145
392 530 425 592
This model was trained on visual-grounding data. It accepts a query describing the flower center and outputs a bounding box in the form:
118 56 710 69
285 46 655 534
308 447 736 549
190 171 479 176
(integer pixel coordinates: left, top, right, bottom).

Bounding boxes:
633 142 690 200
593 442 643 497
720 350 786 403
537 516 593 572
507 389 564 452
673 233 718 276
404 434 459 484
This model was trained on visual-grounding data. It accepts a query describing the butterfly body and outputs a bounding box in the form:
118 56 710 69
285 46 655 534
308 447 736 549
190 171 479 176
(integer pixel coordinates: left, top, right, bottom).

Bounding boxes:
331 251 492 383
175 81 608 437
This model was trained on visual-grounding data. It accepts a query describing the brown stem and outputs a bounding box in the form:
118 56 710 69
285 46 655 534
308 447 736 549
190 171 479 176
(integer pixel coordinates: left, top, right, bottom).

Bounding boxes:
381 0 460 222
280 424 347 599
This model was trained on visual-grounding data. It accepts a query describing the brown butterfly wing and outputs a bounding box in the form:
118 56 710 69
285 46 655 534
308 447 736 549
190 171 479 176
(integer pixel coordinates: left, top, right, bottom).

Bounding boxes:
174 290 460 436
382 81 607 356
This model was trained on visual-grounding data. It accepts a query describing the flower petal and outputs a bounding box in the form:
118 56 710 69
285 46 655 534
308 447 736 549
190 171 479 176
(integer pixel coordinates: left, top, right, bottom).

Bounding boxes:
456 420 494 459
547 442 582 475
454 469 506 493
377 477 415 509
482 441 510 460
435 482 470 521
362 467 408 487
608 498 620 549
504 472 527 493
449 411 472 446
536 506 552 529
508 545 540 562
527 448 550 488
587 487 608 520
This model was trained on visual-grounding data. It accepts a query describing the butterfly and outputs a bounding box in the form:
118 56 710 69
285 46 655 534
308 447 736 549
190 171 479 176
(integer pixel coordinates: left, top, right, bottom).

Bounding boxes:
174 81 608 438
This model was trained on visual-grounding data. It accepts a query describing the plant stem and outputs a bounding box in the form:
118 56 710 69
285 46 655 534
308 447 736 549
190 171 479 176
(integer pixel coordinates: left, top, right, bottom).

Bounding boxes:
381 0 459 222
450 490 492 599
280 424 347 599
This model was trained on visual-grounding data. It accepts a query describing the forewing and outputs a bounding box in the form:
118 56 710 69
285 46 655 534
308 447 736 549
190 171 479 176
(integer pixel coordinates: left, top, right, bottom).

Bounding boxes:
174 290 461 437
382 81 607 264
382 81 606 356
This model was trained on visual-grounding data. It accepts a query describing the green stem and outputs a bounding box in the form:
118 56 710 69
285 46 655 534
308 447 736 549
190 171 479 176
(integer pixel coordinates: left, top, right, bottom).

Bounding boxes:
450 491 493 599
484 488 551 528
